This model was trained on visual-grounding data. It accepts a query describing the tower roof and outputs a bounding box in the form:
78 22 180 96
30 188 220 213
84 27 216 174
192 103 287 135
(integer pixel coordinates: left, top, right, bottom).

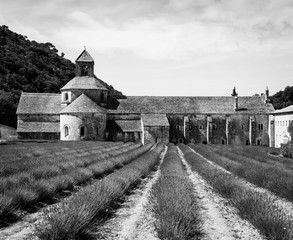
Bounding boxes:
76 49 94 63
61 76 108 91
60 93 106 114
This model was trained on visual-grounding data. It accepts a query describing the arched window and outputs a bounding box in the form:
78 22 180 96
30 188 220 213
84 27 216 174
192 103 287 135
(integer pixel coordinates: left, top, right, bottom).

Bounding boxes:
81 65 89 76
80 126 85 137
199 124 203 130
64 126 69 137
258 123 263 130
100 91 105 102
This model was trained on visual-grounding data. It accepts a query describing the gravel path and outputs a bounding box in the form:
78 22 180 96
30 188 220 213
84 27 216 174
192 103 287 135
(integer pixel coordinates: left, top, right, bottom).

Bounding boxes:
94 147 167 240
177 147 265 240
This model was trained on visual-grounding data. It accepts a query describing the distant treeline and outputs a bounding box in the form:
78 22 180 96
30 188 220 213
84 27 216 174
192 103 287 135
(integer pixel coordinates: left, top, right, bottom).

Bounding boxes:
0 25 124 128
269 86 293 110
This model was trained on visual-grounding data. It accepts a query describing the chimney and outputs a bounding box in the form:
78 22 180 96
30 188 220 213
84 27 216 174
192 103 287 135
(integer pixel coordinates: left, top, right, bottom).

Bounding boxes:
234 96 238 111
264 87 269 103
231 87 238 111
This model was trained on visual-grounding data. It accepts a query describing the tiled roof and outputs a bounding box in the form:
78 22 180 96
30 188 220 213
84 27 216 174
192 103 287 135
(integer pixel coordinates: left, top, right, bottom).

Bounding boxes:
115 120 142 132
274 105 293 114
0 124 17 131
16 92 61 114
61 76 108 91
17 122 60 132
76 50 94 62
60 93 106 114
142 114 169 126
110 96 275 114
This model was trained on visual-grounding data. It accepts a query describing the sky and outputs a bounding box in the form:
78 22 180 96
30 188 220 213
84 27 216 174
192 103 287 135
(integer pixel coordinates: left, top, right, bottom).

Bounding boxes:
1 0 293 97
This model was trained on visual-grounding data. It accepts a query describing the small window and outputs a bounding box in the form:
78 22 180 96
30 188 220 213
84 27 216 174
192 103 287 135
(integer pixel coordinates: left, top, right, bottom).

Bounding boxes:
81 65 89 76
64 126 69 137
241 124 245 130
212 124 217 130
96 127 99 136
80 126 85 137
222 139 226 144
176 124 180 130
199 124 203 130
257 139 262 146
258 124 263 130
64 92 68 101
101 92 105 102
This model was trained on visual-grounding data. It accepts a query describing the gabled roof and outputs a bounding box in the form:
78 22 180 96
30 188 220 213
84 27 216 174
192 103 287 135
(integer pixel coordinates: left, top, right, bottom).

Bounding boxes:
76 50 94 62
16 92 61 114
274 105 293 115
60 93 106 114
17 122 60 133
110 96 274 114
142 114 169 126
60 76 108 91
115 120 142 132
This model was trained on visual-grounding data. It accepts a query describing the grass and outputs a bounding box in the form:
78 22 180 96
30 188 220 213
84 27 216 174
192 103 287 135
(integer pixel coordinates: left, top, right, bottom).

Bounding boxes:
34 143 165 240
179 143 293 240
150 143 203 240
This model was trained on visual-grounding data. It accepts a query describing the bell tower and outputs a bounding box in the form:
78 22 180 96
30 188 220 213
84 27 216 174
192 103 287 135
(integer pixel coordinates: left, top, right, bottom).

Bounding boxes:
75 48 94 77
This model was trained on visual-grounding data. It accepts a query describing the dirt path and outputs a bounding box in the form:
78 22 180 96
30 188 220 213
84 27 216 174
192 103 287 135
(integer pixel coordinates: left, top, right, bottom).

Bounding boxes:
191 148 293 222
93 147 167 240
177 147 265 240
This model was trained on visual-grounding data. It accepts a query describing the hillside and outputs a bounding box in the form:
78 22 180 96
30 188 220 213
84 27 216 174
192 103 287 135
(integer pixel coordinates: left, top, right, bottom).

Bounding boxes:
0 25 124 128
270 86 293 110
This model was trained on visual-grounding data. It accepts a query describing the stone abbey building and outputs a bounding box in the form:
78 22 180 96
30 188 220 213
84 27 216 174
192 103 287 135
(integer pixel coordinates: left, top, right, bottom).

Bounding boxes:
16 50 275 146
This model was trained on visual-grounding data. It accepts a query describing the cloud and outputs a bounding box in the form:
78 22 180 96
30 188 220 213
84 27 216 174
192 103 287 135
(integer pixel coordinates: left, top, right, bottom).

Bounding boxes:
2 0 293 61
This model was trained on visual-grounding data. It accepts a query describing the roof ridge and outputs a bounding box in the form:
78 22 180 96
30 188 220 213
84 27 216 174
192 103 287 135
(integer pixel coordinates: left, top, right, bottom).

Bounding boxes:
126 96 259 98
21 92 60 96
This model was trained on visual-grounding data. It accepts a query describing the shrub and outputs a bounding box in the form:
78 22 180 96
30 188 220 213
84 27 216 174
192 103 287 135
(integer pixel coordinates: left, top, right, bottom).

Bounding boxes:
179 144 293 240
151 144 203 240
280 143 293 158
0 192 17 221
34 144 164 240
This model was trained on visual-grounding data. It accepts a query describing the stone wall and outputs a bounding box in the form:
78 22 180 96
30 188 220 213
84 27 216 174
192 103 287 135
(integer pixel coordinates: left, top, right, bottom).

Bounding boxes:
60 112 107 140
164 113 270 146
18 132 59 140
144 126 169 144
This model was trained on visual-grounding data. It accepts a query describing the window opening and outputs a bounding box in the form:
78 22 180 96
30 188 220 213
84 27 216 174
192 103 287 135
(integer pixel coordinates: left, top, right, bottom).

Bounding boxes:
80 126 85 137
81 65 89 76
100 92 105 102
65 126 69 137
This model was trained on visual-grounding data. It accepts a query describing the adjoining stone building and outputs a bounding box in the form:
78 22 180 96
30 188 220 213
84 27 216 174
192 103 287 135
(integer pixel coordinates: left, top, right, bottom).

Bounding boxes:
272 105 293 148
16 49 275 146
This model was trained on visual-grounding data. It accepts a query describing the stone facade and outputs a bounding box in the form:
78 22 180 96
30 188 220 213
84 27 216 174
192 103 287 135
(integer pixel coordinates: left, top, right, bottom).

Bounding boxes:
16 49 275 146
